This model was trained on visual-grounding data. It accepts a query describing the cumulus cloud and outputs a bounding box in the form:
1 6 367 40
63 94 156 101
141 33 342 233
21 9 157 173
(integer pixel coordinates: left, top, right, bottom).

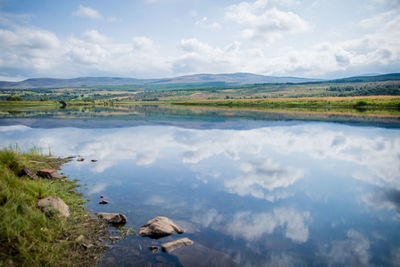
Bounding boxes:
318 230 371 266
1 8 400 79
0 26 62 74
225 160 304 200
191 208 222 228
226 208 310 243
225 0 308 41
0 23 172 78
0 124 398 188
362 189 400 214
72 5 102 19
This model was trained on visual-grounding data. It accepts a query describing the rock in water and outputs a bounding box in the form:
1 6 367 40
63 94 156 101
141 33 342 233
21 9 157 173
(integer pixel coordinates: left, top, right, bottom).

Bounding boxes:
148 246 159 253
138 216 184 239
96 212 127 225
37 196 70 217
20 166 38 180
99 200 108 204
162 238 193 253
37 169 61 179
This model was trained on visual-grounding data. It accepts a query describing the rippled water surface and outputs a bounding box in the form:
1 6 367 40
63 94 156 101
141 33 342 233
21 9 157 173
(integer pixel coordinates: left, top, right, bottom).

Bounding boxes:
1 106 400 266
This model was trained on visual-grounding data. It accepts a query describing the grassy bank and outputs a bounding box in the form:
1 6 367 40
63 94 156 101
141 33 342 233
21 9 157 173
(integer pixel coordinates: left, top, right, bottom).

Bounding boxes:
0 149 107 266
172 96 400 111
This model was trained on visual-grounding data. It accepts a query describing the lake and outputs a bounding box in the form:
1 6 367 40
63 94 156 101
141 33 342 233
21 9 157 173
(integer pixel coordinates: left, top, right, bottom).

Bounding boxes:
1 105 400 266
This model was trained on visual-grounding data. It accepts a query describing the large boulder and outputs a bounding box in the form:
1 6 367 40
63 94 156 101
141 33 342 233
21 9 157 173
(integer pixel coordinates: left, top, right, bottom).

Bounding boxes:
37 196 70 217
138 216 184 239
37 169 61 179
96 212 127 225
162 238 193 253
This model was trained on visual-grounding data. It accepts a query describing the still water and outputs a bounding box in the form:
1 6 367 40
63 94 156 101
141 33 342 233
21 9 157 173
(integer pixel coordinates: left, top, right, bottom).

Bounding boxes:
1 106 400 266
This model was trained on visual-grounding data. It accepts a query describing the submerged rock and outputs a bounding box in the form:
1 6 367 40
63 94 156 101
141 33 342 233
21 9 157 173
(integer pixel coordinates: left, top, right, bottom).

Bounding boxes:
91 159 98 162
148 246 159 253
77 158 85 162
138 216 184 239
37 169 61 179
96 212 127 225
162 238 193 253
37 196 70 217
20 165 38 180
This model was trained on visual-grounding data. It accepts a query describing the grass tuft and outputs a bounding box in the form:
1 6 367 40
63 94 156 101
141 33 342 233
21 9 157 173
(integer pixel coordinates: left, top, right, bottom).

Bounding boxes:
0 149 107 266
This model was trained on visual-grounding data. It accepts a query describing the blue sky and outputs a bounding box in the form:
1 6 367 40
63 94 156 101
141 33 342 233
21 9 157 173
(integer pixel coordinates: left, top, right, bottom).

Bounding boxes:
0 0 399 80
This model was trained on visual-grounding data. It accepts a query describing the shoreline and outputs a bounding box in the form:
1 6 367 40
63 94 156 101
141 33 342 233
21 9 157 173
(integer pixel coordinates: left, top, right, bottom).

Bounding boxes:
0 149 113 266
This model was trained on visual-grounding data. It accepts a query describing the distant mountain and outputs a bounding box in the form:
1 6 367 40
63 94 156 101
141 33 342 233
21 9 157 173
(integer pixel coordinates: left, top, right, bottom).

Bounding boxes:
0 73 320 89
0 72 398 89
329 73 400 83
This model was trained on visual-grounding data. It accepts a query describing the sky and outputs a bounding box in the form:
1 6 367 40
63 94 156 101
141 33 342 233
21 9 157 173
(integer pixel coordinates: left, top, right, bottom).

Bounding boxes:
0 0 399 81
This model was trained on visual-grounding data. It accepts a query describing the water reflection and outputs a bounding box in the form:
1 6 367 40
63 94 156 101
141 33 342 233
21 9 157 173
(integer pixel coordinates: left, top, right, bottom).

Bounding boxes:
318 229 371 266
226 208 310 243
225 160 304 201
0 120 399 266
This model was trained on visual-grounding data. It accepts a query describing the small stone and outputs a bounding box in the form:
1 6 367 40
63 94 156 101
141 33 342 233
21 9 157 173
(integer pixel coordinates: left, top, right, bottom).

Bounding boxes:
148 246 159 253
37 196 70 217
37 169 61 179
138 216 184 239
99 200 108 205
75 235 85 243
100 195 104 198
77 158 85 162
91 159 98 162
96 212 127 225
161 238 193 253
20 165 38 180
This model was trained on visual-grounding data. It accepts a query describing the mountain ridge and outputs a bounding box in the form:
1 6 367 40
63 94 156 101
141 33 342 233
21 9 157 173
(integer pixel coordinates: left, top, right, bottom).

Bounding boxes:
0 72 398 89
0 73 321 89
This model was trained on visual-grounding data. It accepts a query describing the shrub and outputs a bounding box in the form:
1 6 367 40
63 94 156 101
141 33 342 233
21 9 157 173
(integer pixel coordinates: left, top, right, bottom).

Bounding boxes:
6 95 23 101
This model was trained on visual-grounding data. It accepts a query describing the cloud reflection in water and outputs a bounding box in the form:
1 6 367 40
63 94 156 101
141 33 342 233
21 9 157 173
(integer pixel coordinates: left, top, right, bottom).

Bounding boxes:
227 208 310 243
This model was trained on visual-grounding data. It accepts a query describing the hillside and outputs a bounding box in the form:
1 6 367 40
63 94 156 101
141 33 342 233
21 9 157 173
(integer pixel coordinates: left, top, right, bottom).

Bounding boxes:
0 73 320 89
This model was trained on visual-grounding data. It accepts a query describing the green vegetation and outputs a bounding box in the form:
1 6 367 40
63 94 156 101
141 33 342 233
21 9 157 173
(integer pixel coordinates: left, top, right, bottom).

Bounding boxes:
171 96 400 117
1 77 399 103
6 95 23 101
173 96 400 109
1 75 400 119
0 149 107 266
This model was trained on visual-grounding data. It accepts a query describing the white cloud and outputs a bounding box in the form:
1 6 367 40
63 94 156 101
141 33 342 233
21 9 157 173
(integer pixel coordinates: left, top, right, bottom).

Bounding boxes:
179 38 212 53
360 10 397 29
195 17 221 31
318 230 371 266
0 124 398 189
72 5 102 19
225 160 304 200
0 26 62 72
1 10 400 79
191 208 222 228
225 0 308 41
88 183 107 194
362 189 400 215
227 208 310 243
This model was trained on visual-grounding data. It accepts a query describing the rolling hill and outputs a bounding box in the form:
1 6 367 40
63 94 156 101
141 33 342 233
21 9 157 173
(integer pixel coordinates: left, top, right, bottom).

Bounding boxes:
0 73 320 89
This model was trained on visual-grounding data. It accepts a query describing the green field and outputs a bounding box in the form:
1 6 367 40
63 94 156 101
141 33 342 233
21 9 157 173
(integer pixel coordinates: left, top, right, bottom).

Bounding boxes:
1 74 400 118
1 75 400 103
